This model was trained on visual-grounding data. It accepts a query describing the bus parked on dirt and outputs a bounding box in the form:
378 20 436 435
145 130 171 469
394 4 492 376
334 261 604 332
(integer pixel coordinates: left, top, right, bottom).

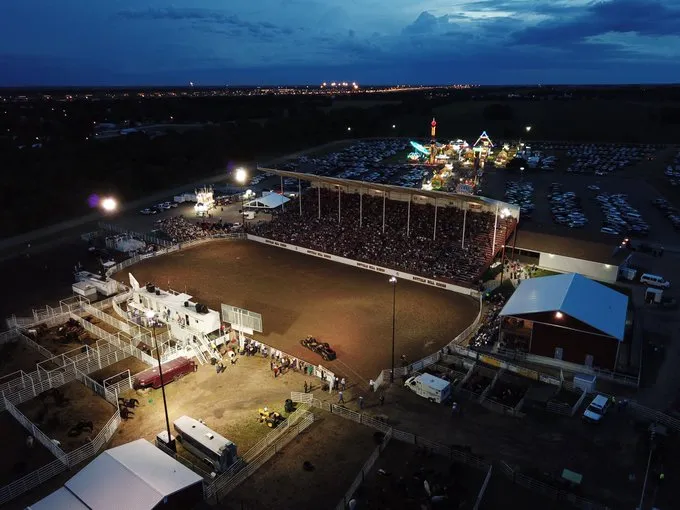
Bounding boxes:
173 415 238 473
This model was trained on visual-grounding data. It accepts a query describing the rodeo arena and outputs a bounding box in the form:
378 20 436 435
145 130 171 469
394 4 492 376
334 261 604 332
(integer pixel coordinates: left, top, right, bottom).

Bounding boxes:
1 154 678 510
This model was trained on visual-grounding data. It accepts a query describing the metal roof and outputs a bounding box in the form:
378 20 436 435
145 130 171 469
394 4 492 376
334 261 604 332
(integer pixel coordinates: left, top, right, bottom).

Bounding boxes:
512 230 617 264
499 273 627 341
174 415 235 455
245 192 290 209
27 487 90 510
257 166 520 217
60 439 203 510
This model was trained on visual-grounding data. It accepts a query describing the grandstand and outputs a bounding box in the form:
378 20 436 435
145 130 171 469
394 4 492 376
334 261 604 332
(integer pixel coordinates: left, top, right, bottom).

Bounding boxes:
255 168 519 286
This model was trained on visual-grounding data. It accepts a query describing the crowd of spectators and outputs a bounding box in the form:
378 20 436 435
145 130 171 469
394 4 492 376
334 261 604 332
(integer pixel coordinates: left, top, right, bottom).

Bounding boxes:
252 189 513 284
469 292 507 349
156 217 236 243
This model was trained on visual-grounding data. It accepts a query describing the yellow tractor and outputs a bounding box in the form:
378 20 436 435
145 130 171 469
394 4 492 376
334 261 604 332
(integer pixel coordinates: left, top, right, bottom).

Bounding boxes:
258 407 284 428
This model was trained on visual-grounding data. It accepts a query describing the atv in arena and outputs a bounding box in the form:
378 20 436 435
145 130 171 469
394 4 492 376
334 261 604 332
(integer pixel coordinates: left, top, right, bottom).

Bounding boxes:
300 335 337 361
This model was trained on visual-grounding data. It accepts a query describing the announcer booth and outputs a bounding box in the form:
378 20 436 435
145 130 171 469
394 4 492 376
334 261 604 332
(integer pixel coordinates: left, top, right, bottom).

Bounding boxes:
127 273 221 343
499 273 629 371
27 439 203 510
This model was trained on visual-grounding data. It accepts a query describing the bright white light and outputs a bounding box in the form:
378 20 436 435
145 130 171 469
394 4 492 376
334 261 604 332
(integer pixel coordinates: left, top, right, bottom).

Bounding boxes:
389 276 397 284
525 126 532 132
145 310 155 319
347 127 352 131
392 124 396 129
235 168 247 184
100 197 117 212
555 311 563 319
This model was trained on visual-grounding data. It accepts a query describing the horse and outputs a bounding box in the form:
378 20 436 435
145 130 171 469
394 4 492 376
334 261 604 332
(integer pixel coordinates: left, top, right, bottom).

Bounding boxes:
76 420 93 432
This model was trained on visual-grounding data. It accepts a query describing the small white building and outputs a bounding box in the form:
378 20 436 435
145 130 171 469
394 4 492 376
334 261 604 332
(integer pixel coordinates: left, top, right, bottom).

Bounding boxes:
127 273 221 343
74 271 119 297
27 439 203 510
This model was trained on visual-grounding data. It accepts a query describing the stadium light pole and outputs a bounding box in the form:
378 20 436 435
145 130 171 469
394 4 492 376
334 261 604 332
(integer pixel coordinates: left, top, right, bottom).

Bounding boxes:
389 277 397 383
99 196 118 213
235 168 247 231
146 310 175 452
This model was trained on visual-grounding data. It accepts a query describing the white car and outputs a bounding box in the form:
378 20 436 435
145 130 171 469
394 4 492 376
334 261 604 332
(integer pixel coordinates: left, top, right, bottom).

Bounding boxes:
140 208 156 215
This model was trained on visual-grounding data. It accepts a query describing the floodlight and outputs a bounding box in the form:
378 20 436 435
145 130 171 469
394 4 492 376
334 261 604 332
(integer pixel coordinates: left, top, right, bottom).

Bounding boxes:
235 168 247 184
100 197 117 212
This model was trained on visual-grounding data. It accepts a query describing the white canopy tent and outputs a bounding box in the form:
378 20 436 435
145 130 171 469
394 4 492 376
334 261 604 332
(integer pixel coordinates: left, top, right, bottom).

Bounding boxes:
245 192 290 210
27 439 203 510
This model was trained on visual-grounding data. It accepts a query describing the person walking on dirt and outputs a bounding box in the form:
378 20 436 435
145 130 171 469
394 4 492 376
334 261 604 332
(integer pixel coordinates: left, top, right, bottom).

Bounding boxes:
369 379 375 392
338 391 345 404
304 381 308 393
340 377 346 391
358 396 364 409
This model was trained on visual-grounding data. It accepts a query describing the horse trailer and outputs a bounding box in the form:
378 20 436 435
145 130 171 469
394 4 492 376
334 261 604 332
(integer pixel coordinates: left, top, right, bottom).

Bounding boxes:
133 356 197 390
173 415 238 473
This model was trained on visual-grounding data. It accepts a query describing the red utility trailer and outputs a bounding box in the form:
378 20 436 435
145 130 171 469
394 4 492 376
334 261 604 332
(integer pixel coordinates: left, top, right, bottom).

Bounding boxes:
133 356 197 389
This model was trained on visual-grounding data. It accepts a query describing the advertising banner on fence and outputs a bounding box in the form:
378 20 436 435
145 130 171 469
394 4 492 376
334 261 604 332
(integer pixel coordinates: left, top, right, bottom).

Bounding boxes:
247 235 478 297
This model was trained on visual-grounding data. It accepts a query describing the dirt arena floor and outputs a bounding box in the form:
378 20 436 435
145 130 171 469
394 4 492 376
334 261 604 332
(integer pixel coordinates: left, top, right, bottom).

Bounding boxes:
114 239 479 382
111 353 316 456
17 380 116 452
355 440 486 509
479 472 573 510
88 357 150 385
225 411 377 510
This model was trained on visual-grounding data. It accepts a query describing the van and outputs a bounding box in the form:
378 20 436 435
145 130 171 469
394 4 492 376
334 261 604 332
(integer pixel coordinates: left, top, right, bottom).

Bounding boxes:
404 373 451 403
640 273 670 289
582 394 610 423
134 356 197 389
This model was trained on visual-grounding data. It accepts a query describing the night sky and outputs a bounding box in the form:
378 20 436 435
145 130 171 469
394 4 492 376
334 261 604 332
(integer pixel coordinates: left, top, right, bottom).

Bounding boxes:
1 0 679 86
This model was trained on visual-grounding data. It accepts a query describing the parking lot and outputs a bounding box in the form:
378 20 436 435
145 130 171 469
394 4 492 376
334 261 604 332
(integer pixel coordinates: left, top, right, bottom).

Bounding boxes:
483 166 679 245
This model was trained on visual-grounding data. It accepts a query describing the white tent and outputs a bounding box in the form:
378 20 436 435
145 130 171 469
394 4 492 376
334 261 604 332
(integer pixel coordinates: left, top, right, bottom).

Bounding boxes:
27 439 203 510
245 193 290 210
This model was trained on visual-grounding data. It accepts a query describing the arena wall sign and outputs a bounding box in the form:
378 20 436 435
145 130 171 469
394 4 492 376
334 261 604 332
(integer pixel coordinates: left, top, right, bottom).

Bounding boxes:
247 234 480 298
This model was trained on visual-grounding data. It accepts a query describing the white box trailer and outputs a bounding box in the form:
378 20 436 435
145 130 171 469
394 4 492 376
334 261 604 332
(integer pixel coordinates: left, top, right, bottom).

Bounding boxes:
404 373 451 403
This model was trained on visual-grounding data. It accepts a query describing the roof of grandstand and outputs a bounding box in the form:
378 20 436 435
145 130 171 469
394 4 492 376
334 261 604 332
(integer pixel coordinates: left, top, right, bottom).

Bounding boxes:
512 230 617 264
258 166 520 218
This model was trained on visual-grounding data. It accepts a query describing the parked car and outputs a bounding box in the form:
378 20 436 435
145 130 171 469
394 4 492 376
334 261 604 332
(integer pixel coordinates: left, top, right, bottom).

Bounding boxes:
300 335 336 361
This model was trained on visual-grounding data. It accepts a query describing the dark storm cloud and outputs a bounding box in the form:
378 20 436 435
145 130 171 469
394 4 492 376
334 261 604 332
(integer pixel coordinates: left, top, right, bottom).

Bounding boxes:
402 11 450 34
117 7 288 36
512 0 680 46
